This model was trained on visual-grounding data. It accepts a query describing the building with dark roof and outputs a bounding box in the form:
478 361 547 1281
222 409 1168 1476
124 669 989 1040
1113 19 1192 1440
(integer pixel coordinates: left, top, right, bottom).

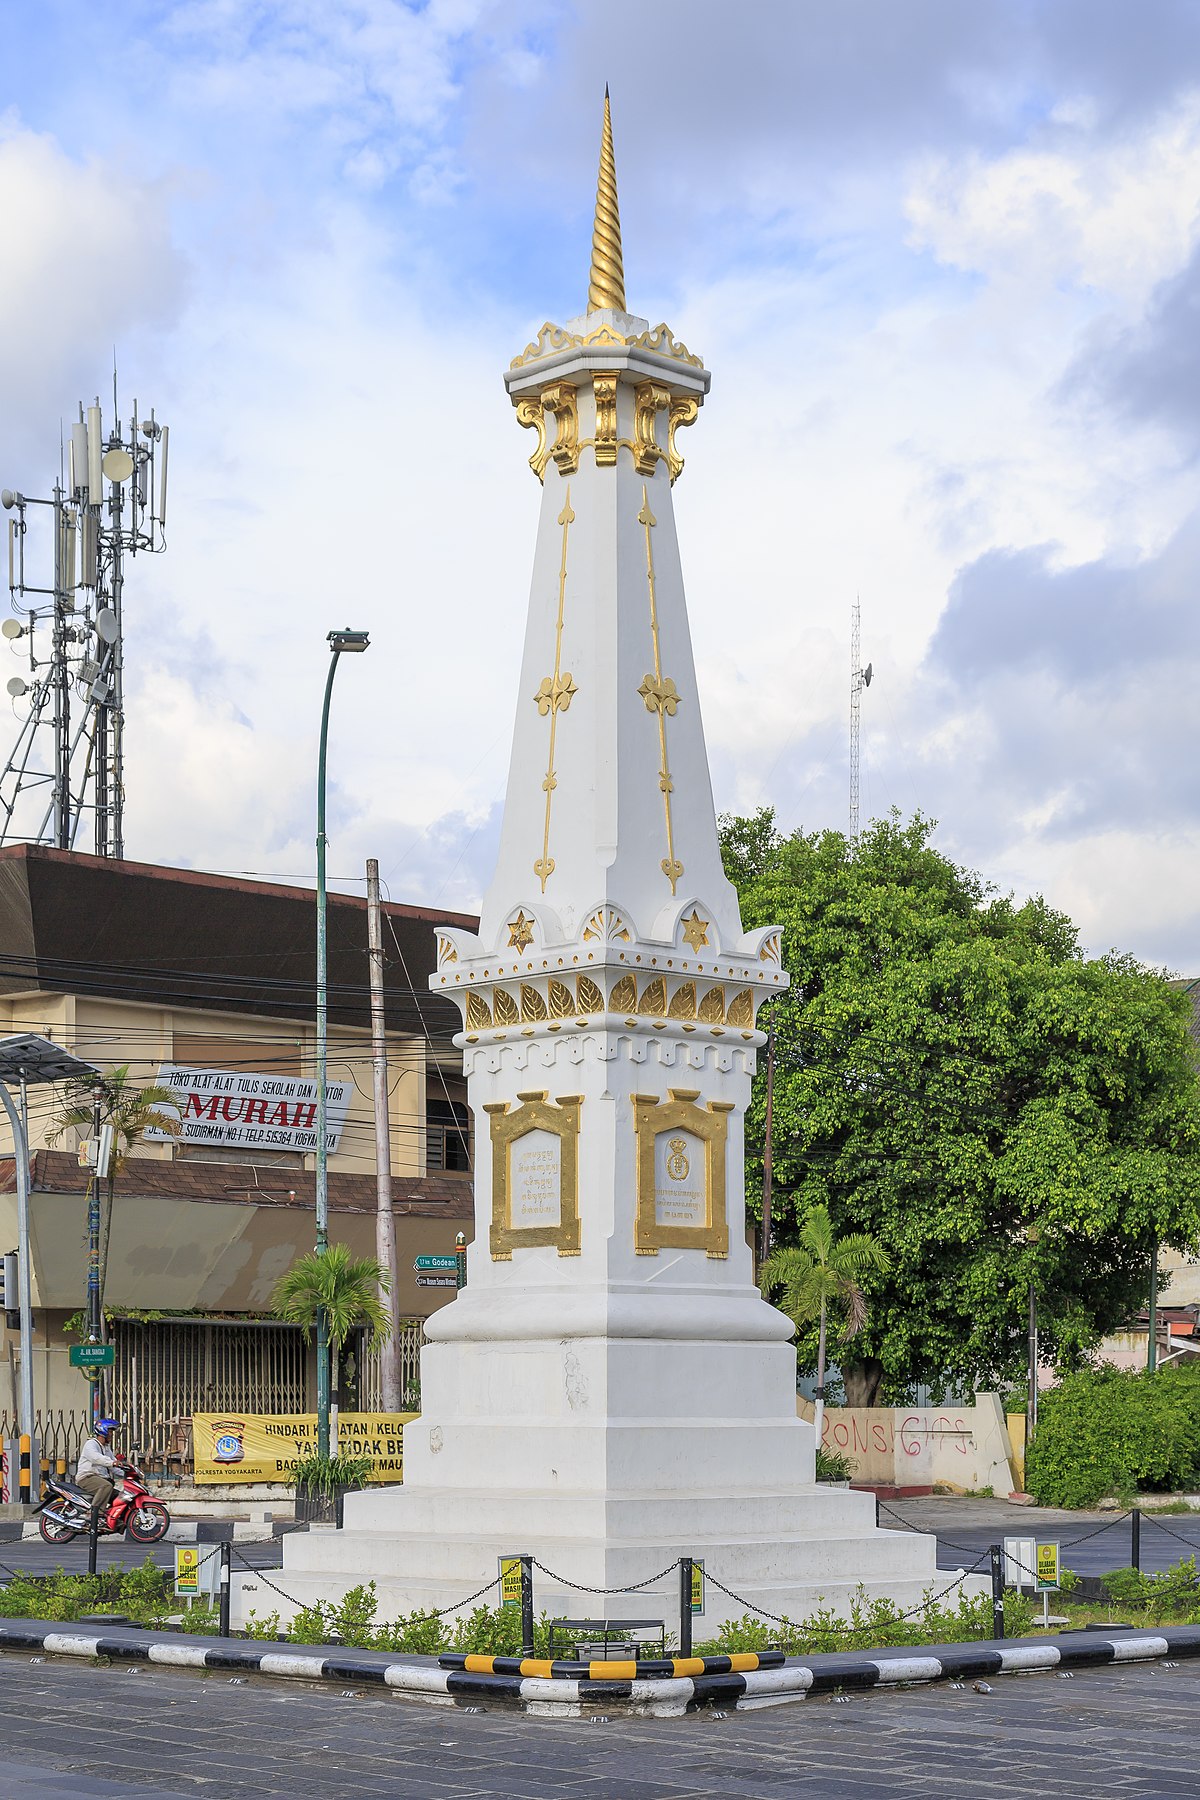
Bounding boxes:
0 845 478 1460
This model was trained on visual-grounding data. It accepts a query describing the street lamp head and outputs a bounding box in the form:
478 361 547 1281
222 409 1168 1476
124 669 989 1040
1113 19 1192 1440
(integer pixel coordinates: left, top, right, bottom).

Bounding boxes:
328 628 369 655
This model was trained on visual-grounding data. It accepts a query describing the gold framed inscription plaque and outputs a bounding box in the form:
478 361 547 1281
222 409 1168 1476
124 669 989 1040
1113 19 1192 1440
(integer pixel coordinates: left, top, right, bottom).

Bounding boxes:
633 1087 732 1259
484 1090 582 1259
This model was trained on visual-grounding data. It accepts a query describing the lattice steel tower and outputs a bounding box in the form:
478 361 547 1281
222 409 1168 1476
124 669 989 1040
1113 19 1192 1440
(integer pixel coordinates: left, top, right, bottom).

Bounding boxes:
1 392 170 856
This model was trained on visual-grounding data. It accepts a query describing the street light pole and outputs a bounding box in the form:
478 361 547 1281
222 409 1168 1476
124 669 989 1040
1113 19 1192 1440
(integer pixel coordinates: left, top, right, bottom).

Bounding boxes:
315 628 369 1461
0 1036 102 1489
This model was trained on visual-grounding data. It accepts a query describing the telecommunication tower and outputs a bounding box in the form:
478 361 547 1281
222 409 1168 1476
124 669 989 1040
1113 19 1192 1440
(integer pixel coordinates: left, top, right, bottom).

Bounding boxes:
1 392 170 857
849 596 872 841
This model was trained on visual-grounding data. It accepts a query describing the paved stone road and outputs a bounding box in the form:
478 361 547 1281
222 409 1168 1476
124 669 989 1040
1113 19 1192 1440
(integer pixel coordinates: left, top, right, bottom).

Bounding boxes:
0 1540 283 1578
0 1651 1198 1799
887 1498 1200 1580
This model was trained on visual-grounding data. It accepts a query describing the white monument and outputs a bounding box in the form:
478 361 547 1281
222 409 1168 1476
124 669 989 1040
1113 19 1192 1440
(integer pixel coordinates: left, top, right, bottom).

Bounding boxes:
240 98 974 1632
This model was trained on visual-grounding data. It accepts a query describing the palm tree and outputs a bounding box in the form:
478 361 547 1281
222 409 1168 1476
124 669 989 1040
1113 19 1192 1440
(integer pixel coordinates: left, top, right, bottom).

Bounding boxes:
759 1203 891 1450
271 1244 392 1453
49 1065 182 1338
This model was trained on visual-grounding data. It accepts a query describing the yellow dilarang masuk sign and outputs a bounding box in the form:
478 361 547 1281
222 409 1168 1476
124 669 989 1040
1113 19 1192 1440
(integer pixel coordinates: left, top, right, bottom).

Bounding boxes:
192 1413 419 1484
175 1545 201 1596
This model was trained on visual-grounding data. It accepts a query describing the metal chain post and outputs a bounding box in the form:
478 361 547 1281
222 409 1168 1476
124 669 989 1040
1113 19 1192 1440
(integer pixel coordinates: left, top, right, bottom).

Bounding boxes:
519 1555 534 1658
219 1540 232 1637
1131 1507 1141 1572
989 1543 1005 1640
679 1557 693 1657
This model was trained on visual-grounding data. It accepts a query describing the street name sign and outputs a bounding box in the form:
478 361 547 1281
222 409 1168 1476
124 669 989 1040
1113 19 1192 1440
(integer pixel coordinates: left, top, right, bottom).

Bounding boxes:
414 1255 458 1271
416 1273 457 1289
69 1343 115 1368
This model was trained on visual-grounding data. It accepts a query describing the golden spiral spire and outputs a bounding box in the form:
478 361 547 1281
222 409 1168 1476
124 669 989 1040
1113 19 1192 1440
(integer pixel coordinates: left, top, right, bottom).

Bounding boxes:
587 86 626 314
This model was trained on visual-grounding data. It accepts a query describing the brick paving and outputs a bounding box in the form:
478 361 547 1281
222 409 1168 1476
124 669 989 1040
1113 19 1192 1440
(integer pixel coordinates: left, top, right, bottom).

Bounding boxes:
0 1645 1197 1797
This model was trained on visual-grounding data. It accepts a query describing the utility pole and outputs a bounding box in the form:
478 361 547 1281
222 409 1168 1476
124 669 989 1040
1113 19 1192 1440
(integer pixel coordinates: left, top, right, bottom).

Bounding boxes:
849 597 872 842
1147 1240 1159 1373
366 858 401 1410
760 1013 776 1265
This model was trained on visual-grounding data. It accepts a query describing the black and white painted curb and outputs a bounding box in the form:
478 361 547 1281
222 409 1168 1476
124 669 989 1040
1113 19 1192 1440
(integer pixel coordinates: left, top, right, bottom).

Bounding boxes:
0 1618 1198 1715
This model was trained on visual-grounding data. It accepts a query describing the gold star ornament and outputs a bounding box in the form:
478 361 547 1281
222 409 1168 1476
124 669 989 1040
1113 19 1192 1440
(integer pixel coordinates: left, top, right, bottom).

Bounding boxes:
507 911 535 952
681 909 710 952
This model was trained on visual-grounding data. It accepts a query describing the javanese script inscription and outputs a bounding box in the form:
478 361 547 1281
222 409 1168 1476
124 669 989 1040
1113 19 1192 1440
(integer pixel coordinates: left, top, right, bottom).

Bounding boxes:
511 1129 562 1230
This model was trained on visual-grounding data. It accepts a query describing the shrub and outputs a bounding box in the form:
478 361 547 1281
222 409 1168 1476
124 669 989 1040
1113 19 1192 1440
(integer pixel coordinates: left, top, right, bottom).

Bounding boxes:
815 1446 854 1482
1026 1363 1200 1508
288 1452 374 1497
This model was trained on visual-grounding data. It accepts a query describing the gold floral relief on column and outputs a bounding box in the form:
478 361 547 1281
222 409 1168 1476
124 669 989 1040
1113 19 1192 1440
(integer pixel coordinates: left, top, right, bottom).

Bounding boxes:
633 380 670 474
493 988 520 1026
668 981 696 1020
533 489 577 891
593 373 619 467
521 983 548 1022
542 383 580 475
638 976 667 1016
632 1088 732 1258
666 395 700 484
726 989 754 1027
486 1092 582 1259
465 991 492 1031
576 975 604 1014
514 397 550 482
698 986 725 1024
636 486 684 894
610 973 637 1013
549 980 575 1019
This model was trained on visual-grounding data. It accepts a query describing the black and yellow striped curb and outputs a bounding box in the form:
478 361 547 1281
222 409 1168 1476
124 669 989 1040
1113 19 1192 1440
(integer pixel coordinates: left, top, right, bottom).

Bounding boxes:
441 1651 785 1679
0 1619 1197 1715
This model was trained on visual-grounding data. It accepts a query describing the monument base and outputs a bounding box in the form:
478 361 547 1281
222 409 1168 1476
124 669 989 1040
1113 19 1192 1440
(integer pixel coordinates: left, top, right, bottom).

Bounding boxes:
232 1483 985 1635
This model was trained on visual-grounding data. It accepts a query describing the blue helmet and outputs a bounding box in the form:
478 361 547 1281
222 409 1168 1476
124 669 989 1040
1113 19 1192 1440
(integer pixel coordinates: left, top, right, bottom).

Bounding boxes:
96 1417 121 1437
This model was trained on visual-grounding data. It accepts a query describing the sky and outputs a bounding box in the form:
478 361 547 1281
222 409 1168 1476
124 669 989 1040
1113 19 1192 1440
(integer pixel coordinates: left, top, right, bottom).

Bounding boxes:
3 1 1200 970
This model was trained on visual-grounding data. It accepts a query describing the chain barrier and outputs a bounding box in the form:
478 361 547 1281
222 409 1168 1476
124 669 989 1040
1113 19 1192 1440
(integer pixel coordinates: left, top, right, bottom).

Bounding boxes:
529 1556 682 1596
228 1544 502 1621
702 1550 992 1633
877 1499 1137 1556
1058 1512 1131 1548
1140 1513 1200 1553
875 1501 983 1557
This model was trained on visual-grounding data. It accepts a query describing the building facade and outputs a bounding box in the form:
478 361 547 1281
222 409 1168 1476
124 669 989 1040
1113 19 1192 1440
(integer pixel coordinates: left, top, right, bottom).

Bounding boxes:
0 844 476 1464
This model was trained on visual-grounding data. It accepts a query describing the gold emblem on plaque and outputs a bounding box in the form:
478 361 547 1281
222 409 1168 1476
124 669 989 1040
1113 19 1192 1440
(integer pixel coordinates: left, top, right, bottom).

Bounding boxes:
666 1137 690 1181
632 1088 732 1258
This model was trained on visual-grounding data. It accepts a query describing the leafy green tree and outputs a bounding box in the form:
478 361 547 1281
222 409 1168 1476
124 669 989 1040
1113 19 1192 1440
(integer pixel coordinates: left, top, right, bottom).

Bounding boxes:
724 808 1200 1402
759 1203 890 1442
49 1066 181 1335
272 1244 392 1449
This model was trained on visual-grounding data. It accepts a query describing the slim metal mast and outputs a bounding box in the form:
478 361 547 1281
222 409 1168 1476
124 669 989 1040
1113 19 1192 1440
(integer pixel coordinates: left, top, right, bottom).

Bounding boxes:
849 596 872 842
1 392 170 856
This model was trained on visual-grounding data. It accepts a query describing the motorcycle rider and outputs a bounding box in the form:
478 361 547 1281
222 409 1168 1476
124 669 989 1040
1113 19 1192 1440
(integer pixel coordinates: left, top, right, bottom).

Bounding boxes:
76 1417 124 1516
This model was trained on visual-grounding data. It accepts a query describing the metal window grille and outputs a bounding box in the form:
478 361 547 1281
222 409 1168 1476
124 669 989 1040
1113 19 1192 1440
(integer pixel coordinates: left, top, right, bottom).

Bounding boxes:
359 1320 424 1411
108 1318 308 1459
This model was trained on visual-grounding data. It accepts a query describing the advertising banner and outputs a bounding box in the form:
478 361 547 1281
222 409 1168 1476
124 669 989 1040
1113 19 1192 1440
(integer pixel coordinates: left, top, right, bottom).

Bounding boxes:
192 1413 419 1484
145 1066 353 1155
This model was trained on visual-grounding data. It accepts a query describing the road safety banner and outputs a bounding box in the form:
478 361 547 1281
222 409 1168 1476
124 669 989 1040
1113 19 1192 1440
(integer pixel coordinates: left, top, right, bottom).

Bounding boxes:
192 1413 419 1484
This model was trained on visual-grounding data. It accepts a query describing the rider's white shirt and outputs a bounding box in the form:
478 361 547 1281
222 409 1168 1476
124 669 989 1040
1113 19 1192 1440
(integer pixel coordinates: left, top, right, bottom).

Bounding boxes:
77 1438 119 1480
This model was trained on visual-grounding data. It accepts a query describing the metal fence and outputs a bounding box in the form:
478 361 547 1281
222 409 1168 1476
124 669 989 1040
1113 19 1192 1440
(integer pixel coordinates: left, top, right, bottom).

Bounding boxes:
0 1407 89 1470
359 1320 424 1411
109 1318 309 1459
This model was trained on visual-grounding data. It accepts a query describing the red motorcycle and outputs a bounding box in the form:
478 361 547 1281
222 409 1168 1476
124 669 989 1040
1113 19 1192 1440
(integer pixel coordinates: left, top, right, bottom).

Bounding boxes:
38 1458 170 1545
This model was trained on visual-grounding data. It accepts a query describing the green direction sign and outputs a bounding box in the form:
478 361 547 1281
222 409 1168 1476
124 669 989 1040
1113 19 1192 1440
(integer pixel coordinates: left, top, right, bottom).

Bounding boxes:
414 1255 459 1271
69 1343 115 1368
